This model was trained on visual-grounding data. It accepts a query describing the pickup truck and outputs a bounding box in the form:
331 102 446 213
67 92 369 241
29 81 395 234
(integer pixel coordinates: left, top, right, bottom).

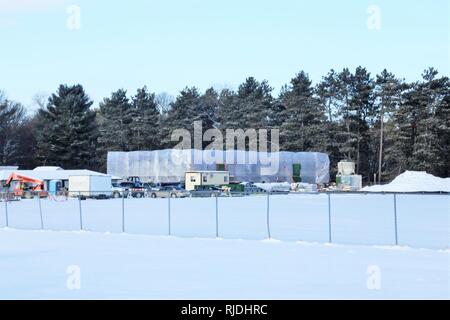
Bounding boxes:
117 181 146 198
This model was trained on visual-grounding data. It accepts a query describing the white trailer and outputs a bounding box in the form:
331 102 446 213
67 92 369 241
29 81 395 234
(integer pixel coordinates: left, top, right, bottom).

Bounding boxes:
185 171 230 191
69 175 112 198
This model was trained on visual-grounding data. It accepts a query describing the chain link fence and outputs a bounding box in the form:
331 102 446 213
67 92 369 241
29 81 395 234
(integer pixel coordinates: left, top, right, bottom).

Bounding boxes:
0 191 449 249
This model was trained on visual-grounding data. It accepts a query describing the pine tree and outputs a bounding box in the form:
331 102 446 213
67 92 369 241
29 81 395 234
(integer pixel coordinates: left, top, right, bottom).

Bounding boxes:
0 94 28 166
348 67 376 180
374 70 405 182
36 84 98 169
334 68 356 162
316 70 344 177
218 88 241 131
333 67 375 180
160 87 202 148
409 68 450 176
198 87 219 130
279 71 326 151
237 77 274 130
435 92 450 177
98 89 134 153
130 86 160 151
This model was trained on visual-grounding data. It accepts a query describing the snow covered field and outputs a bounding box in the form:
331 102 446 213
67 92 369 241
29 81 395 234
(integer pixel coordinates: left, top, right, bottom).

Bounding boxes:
0 229 448 299
0 194 448 299
1 193 449 248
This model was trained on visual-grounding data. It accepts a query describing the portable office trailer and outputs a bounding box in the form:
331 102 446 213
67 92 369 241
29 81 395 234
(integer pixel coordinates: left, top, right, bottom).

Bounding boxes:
185 171 230 191
69 175 112 198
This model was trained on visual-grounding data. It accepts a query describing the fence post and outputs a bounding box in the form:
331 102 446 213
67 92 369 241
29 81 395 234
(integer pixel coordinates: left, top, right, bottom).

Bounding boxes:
38 195 44 230
215 193 219 238
266 191 271 239
78 191 83 230
393 193 399 246
327 193 332 243
122 192 125 233
168 191 171 236
4 193 9 228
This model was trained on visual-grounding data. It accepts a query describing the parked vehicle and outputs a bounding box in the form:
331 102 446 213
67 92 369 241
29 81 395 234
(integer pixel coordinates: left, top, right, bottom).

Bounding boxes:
190 186 224 198
111 183 125 198
141 182 158 197
149 186 190 198
119 181 145 198
5 173 48 199
241 182 264 195
127 176 142 186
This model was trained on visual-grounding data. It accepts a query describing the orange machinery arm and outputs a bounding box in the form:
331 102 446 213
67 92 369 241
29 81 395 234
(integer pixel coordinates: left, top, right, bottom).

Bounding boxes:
5 173 45 187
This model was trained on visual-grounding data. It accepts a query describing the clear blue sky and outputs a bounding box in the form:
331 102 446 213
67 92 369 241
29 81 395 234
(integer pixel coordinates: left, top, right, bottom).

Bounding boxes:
0 0 448 110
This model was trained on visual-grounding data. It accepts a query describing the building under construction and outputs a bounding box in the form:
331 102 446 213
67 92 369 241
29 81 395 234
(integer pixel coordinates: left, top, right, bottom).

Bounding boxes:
107 149 330 185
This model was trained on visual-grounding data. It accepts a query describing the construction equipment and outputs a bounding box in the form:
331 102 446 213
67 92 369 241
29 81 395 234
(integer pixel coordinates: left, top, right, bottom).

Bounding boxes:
336 161 362 191
5 173 47 199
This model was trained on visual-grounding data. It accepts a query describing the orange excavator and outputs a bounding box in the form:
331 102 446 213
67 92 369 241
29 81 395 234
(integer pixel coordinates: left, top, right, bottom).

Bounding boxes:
5 173 48 199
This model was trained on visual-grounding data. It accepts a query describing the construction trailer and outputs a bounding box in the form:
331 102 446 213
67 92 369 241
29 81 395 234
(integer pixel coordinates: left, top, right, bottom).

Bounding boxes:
185 171 230 191
68 175 112 198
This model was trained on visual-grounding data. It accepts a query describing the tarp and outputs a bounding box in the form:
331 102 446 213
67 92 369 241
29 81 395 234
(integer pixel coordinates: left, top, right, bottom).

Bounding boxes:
107 149 330 184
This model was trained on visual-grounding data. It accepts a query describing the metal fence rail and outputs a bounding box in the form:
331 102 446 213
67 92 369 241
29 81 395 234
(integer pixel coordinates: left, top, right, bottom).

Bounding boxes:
1 191 449 249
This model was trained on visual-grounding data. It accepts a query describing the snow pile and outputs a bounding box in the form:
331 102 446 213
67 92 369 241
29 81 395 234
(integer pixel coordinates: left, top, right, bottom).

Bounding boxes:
362 171 450 192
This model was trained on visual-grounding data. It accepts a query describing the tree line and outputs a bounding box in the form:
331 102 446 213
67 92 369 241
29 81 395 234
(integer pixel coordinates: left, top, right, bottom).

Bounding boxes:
0 66 448 183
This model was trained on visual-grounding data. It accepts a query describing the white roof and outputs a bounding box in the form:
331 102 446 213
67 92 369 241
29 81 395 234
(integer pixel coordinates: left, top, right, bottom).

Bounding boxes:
33 166 63 171
0 166 19 171
0 169 116 181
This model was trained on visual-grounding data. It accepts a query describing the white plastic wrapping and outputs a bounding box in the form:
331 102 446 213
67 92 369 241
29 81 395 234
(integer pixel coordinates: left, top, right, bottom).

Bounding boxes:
107 149 330 184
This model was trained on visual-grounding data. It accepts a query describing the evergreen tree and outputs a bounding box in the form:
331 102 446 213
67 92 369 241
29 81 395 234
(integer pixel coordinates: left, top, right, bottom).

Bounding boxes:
317 69 340 123
334 68 356 162
348 67 376 180
218 88 240 131
160 87 202 148
374 70 405 182
36 84 98 169
130 86 160 151
198 87 220 130
333 67 375 180
435 92 450 177
0 94 29 166
237 77 274 130
316 70 343 177
98 89 134 154
279 71 326 151
409 68 450 176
